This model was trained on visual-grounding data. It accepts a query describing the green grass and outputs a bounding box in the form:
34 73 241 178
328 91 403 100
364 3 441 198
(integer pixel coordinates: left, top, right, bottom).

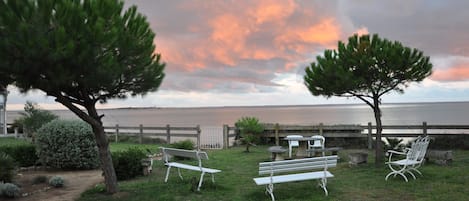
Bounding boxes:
78 146 469 201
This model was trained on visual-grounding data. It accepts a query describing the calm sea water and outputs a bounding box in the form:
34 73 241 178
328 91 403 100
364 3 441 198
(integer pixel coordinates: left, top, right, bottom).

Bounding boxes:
7 102 469 127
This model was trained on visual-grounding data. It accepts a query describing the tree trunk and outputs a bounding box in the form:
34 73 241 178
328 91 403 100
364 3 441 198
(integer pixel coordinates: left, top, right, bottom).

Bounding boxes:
373 98 384 166
92 124 119 193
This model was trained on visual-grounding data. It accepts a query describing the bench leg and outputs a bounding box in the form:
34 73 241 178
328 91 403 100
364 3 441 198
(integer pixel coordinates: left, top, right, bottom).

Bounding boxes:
177 168 184 180
211 173 216 183
385 164 409 182
164 166 172 182
319 178 328 196
197 172 206 191
265 184 275 201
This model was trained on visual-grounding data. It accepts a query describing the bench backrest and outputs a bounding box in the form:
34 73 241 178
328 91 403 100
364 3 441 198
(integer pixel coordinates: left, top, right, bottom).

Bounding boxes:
407 136 430 162
161 147 209 164
258 155 338 175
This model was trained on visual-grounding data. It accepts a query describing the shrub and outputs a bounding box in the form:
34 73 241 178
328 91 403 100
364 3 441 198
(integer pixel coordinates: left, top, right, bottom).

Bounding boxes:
32 175 48 185
170 140 195 150
35 120 100 170
235 117 264 152
49 176 64 188
112 148 147 180
0 144 38 167
0 152 16 183
14 101 58 139
1 183 20 198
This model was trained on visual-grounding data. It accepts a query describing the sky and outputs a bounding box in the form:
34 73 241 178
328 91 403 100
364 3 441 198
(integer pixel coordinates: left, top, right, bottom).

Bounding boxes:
5 0 469 110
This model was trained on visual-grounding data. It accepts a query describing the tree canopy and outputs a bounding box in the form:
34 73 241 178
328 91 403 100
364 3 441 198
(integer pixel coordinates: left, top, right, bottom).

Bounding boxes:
304 34 432 164
0 0 165 193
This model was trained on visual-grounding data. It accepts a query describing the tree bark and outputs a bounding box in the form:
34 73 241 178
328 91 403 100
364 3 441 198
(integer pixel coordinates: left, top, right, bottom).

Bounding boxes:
373 98 384 166
92 123 119 193
54 96 119 194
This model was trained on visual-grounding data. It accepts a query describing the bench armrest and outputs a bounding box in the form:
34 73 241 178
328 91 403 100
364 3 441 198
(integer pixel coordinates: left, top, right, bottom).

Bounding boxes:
387 150 406 155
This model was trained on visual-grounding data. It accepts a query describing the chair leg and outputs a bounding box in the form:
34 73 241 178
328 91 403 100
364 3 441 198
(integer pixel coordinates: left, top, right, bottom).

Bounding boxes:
385 163 409 182
211 173 215 183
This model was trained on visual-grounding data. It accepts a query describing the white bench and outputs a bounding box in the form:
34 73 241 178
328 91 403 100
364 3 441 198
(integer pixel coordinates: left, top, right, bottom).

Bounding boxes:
161 147 221 191
253 155 338 201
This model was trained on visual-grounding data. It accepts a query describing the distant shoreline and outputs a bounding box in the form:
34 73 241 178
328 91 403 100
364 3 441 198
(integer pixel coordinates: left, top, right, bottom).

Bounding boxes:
7 100 469 112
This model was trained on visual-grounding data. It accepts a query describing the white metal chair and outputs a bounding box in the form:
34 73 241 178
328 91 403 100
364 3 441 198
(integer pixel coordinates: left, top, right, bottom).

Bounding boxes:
308 135 325 156
385 136 430 182
285 135 303 158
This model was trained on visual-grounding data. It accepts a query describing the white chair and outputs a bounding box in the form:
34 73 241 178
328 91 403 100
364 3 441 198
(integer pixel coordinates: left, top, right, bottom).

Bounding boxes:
308 135 325 156
385 136 430 182
285 135 303 158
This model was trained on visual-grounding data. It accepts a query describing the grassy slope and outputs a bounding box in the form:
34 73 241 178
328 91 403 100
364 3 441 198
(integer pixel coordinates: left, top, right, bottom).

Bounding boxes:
79 146 469 201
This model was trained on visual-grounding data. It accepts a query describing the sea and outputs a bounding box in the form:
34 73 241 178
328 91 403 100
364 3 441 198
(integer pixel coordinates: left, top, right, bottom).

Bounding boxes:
6 101 469 128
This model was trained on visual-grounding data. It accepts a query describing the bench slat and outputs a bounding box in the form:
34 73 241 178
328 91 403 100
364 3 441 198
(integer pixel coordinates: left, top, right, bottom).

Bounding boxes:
259 162 337 175
167 162 221 173
254 171 334 185
161 147 209 160
259 155 338 166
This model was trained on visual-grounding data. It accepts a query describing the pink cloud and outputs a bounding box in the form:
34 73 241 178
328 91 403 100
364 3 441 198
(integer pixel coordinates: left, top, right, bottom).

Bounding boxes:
431 65 469 81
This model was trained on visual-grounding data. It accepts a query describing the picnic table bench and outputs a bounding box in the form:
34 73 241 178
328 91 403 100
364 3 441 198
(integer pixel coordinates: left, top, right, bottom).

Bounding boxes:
253 155 338 201
161 147 221 191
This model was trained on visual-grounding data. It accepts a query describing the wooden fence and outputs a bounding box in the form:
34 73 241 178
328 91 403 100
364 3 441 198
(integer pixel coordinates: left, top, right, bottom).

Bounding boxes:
104 124 201 148
224 122 469 149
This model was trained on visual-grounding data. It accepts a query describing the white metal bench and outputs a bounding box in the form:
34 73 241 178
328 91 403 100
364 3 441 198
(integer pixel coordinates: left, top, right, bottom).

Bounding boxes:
161 147 221 191
385 136 430 182
253 155 338 201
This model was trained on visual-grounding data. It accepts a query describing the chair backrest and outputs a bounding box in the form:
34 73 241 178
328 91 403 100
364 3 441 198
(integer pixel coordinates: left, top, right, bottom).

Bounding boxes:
406 136 430 162
309 135 325 148
258 155 338 175
286 135 303 146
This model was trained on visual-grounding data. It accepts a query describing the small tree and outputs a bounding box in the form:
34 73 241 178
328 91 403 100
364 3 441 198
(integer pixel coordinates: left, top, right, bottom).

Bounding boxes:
304 34 432 164
235 117 264 152
14 101 58 140
0 0 165 193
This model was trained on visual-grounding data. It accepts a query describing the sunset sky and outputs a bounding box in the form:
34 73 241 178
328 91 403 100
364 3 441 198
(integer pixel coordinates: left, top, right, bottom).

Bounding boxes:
6 0 469 110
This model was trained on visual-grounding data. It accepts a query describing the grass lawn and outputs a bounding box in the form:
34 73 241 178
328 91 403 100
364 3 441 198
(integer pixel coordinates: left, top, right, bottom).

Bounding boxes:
78 146 469 201
0 137 32 146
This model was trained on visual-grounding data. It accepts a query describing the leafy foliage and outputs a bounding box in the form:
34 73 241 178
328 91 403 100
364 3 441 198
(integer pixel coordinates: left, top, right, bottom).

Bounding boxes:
0 152 16 183
112 148 147 181
0 183 20 198
14 101 58 139
385 137 405 151
0 143 38 167
304 34 432 163
35 120 100 170
170 140 195 150
49 176 65 188
235 117 264 152
0 0 166 193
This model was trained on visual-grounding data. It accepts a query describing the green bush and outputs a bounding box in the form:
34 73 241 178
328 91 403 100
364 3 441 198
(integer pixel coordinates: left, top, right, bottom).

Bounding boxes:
112 148 147 180
1 183 20 198
170 140 195 150
14 101 58 139
35 120 100 170
32 175 48 184
0 152 16 183
235 117 264 152
0 143 38 167
49 176 64 188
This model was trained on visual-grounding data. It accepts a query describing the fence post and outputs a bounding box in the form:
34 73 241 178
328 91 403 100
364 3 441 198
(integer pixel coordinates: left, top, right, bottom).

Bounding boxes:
223 124 228 149
166 124 171 144
368 122 372 149
115 124 119 143
275 123 280 146
196 125 201 150
319 123 324 135
423 121 427 136
139 124 143 144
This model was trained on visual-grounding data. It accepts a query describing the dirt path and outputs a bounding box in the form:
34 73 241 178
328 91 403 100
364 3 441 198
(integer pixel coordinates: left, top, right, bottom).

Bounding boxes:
3 169 104 201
